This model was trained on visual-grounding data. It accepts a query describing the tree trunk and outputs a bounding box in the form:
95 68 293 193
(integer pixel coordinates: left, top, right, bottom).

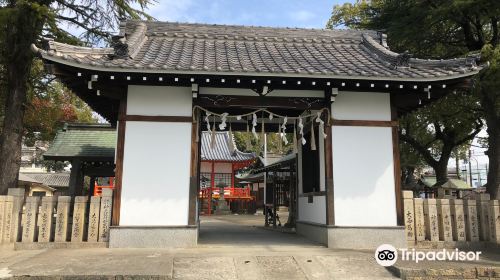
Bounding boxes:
485 123 500 199
0 3 47 195
434 162 449 186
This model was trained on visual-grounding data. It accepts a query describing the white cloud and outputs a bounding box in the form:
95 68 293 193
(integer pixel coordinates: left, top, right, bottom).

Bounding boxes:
289 10 315 22
145 0 195 22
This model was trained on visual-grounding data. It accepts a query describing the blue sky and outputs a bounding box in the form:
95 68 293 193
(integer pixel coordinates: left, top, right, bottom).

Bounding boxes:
143 0 352 29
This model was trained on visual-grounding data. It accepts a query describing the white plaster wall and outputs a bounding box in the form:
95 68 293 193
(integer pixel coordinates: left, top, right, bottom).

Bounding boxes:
127 86 192 116
121 86 193 226
121 121 192 226
332 92 391 121
298 196 326 224
200 87 324 98
332 126 397 227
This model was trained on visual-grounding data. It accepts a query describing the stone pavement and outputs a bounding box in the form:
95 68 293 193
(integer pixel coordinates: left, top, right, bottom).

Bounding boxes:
0 214 498 279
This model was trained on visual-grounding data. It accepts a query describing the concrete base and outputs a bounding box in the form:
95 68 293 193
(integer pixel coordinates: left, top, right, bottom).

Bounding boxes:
296 221 406 250
327 226 406 250
109 226 198 248
296 221 328 245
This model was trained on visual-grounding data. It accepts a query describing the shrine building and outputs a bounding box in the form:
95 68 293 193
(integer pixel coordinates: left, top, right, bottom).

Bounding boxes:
32 20 480 249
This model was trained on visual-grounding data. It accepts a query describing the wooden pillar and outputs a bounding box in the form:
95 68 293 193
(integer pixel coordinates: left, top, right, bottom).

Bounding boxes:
112 95 127 226
231 163 235 188
325 95 335 226
68 159 82 197
391 105 403 226
188 117 200 225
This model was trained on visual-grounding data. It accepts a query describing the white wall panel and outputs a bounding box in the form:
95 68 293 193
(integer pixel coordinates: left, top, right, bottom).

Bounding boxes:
332 92 391 121
120 121 192 226
332 126 397 226
127 86 192 116
298 196 326 224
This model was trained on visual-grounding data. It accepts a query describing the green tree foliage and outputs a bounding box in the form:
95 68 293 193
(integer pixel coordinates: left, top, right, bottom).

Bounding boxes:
328 0 500 197
0 0 153 194
399 91 483 184
233 132 293 156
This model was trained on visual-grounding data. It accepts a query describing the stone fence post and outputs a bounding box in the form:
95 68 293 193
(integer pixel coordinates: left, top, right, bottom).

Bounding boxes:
464 199 479 242
55 196 71 242
424 199 439 241
38 196 56 242
477 193 491 241
22 196 40 242
98 189 113 242
71 196 88 242
450 199 466 241
402 191 415 243
437 199 453 241
7 188 25 242
88 196 101 242
490 200 500 244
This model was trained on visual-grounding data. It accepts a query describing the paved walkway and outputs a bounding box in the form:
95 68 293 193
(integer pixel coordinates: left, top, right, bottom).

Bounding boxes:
0 214 498 279
0 214 398 279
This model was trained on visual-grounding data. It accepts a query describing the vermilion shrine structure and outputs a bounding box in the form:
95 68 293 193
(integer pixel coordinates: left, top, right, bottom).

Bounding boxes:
33 20 480 248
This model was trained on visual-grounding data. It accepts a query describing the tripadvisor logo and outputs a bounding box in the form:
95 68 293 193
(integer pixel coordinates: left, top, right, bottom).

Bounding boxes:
375 244 482 267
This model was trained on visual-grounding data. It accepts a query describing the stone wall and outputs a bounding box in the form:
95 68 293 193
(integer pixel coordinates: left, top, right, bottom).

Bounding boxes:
403 191 500 247
0 188 113 247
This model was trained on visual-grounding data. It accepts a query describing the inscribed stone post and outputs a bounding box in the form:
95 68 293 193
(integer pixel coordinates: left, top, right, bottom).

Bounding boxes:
414 198 425 241
98 189 113 242
464 199 479 242
22 196 40 242
71 196 88 242
55 196 71 242
0 196 6 242
37 196 56 242
2 196 13 243
7 188 25 242
490 200 500 244
402 191 415 242
87 196 101 242
477 193 491 241
424 199 439 241
450 199 466 241
437 199 452 241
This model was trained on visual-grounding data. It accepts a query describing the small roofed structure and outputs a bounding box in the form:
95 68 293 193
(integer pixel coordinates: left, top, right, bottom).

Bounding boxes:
199 131 256 215
419 176 473 199
17 172 70 197
43 123 117 197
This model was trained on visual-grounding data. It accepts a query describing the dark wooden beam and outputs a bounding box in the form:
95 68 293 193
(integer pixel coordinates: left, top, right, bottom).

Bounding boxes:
391 105 404 226
332 119 399 127
324 91 335 226
188 110 200 225
112 95 127 226
122 115 192 123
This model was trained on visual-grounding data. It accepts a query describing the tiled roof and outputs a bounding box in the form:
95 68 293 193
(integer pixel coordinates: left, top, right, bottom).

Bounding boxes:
20 172 70 188
33 20 480 82
201 131 255 162
43 123 116 161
